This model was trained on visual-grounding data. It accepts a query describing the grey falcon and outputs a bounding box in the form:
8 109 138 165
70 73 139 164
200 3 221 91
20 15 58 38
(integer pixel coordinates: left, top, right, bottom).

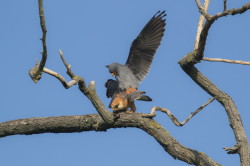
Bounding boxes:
105 11 166 99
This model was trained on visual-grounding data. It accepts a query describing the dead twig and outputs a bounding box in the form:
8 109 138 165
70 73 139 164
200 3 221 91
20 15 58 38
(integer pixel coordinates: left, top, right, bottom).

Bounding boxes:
203 57 250 65
143 98 215 127
59 50 75 78
223 0 227 11
43 67 77 89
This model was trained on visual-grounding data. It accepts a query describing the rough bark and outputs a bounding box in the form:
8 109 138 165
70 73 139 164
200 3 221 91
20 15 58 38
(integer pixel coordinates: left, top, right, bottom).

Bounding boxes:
0 113 221 166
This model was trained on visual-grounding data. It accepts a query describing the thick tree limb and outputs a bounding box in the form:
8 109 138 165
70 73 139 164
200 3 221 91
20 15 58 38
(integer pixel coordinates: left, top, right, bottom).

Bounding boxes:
178 64 250 165
143 98 215 127
203 57 250 65
29 0 48 83
0 114 222 166
178 1 250 165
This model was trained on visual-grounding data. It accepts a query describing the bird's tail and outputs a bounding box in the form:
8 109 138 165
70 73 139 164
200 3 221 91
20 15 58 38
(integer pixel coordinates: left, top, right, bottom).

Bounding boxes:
137 95 152 102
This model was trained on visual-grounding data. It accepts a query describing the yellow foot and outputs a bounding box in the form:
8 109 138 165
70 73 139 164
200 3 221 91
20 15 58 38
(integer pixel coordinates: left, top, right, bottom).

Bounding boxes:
125 110 134 113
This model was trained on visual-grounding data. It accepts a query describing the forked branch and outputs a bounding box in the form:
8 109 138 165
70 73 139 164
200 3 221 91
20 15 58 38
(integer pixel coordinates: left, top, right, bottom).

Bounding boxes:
43 67 78 89
179 1 250 165
40 50 80 89
195 0 212 20
28 0 114 125
212 3 250 20
42 50 115 124
193 2 250 62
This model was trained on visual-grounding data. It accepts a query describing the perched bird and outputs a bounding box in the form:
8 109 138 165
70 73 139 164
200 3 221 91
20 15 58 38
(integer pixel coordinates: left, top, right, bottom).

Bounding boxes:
105 11 166 95
108 88 152 113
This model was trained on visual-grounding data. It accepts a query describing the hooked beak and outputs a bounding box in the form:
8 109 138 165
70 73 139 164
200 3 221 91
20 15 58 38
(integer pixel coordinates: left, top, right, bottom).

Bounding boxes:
105 65 110 68
111 71 116 76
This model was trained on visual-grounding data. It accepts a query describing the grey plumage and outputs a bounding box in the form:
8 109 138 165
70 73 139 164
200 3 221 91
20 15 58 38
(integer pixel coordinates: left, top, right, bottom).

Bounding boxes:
126 91 152 102
106 11 166 98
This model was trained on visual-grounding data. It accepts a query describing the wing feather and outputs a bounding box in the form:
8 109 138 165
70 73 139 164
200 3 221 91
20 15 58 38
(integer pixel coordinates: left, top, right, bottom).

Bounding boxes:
105 79 120 98
125 11 166 82
126 91 152 102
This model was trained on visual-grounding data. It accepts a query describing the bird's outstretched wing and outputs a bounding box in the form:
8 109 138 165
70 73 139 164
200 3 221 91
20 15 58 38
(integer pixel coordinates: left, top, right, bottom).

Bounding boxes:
125 11 166 82
105 79 120 98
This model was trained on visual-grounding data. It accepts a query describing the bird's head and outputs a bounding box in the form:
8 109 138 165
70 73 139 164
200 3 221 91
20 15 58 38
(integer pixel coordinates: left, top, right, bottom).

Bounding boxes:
105 63 120 76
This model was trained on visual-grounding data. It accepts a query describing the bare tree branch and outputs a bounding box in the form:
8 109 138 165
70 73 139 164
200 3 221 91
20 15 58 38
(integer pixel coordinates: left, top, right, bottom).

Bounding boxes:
223 0 227 11
213 3 250 20
143 98 215 127
178 64 250 165
179 2 250 165
59 50 75 78
29 0 48 83
0 114 222 166
195 0 212 20
192 2 250 63
43 67 77 88
28 1 114 124
203 57 250 65
194 0 210 50
37 49 115 124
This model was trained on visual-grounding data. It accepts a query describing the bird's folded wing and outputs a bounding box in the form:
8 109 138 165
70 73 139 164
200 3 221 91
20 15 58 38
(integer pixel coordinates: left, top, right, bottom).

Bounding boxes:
125 11 166 82
126 91 144 102
105 79 120 98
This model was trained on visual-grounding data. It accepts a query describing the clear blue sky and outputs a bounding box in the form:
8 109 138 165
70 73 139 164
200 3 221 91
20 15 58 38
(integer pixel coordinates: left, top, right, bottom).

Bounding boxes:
1 0 250 165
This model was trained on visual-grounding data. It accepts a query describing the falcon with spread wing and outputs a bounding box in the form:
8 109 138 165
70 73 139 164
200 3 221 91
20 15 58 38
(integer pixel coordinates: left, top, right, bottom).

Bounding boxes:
105 11 166 102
